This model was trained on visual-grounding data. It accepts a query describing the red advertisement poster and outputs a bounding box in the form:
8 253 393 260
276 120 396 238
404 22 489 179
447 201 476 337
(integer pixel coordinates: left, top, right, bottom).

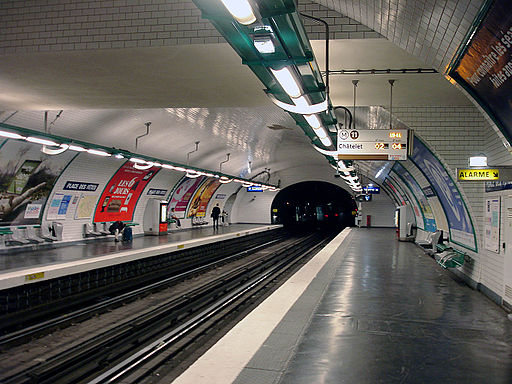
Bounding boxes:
94 162 159 222
186 178 221 218
168 176 205 218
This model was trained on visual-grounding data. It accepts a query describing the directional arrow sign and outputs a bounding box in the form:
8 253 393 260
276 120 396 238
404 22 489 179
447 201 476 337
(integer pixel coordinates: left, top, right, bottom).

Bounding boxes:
457 168 500 181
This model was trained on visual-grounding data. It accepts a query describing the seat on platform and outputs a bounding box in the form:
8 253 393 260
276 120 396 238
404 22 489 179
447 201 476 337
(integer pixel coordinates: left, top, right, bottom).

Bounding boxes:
8 227 30 245
26 226 44 243
84 223 102 237
41 224 58 242
95 222 110 236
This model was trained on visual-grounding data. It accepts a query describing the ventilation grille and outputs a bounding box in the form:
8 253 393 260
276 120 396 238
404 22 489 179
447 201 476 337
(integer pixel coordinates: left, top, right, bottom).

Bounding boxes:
505 285 512 300
508 208 512 219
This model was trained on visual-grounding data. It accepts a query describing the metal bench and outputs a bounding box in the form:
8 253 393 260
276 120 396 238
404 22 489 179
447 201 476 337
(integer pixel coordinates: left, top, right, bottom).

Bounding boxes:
435 245 466 269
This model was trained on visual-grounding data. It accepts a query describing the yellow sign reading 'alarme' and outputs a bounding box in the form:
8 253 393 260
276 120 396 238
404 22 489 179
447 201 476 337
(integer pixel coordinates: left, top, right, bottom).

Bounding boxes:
458 169 499 181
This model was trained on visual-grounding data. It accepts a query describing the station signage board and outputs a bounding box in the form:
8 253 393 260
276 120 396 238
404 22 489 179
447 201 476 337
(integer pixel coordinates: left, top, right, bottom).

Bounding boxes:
457 168 500 181
363 185 380 194
337 129 409 161
247 186 264 192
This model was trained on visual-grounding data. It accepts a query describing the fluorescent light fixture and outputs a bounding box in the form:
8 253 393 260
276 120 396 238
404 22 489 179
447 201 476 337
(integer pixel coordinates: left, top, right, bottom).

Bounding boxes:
318 135 332 147
186 170 202 178
26 136 59 146
130 157 146 163
220 0 256 25
87 148 111 157
133 162 154 170
469 155 487 167
174 166 187 172
267 93 328 114
114 153 125 159
270 67 301 98
304 114 321 128
313 145 337 157
242 182 254 187
254 36 275 54
41 143 69 155
219 177 233 184
161 164 176 170
69 144 86 152
0 130 25 140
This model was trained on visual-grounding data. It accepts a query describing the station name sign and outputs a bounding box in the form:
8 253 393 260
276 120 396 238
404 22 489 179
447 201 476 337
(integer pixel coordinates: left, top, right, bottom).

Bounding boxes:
337 129 410 161
457 168 500 181
363 185 380 194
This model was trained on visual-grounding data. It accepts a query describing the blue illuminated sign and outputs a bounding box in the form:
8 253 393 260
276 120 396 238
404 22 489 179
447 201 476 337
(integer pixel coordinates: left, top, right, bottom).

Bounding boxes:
247 186 263 192
363 186 380 194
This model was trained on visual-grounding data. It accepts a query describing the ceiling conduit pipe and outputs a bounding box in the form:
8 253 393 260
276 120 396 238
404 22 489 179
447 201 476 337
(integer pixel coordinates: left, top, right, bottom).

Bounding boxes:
300 12 329 95
186 141 200 165
135 122 151 150
234 168 272 194
219 153 230 173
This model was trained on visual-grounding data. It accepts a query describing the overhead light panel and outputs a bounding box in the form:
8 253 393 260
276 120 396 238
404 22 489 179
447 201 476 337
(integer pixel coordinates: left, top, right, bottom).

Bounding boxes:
469 155 487 167
220 0 256 25
0 130 25 140
270 67 302 98
254 36 275 54
87 148 111 157
69 144 86 152
27 137 59 146
304 114 321 129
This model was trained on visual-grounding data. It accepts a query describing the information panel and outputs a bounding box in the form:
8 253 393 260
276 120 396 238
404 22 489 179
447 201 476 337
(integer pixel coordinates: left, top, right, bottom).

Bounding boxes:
337 129 409 160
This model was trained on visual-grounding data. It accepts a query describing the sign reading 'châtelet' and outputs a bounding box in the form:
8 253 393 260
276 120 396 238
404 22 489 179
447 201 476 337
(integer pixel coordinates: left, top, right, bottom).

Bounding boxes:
457 169 500 181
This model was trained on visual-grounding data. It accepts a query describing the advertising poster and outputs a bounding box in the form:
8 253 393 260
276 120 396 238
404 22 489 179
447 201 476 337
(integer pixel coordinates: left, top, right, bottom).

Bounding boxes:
450 0 512 143
384 179 405 205
168 176 205 218
484 198 500 253
389 172 422 228
0 140 76 225
47 193 73 220
94 161 159 222
411 137 476 251
186 178 221 218
393 162 437 232
75 194 98 219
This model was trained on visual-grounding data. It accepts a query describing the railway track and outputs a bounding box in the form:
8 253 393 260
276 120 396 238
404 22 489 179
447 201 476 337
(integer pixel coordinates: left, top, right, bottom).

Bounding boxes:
1 231 333 383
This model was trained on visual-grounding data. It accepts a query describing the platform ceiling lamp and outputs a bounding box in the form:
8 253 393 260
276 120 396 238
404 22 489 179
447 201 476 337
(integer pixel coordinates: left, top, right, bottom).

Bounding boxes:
220 0 256 25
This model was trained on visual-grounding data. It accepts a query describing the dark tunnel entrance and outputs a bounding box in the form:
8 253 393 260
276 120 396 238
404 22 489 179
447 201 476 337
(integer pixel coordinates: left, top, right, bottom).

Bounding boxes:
271 181 357 232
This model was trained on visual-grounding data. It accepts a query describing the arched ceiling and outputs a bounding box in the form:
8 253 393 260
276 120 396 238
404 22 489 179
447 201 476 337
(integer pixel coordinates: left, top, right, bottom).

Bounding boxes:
0 0 484 192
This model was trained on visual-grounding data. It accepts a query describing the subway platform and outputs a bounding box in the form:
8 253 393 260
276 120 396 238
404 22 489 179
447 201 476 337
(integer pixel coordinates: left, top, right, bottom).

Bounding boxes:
174 228 512 384
0 224 280 290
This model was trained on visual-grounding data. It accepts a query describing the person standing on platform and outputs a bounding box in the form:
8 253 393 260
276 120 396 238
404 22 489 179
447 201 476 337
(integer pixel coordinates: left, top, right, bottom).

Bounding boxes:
211 203 221 230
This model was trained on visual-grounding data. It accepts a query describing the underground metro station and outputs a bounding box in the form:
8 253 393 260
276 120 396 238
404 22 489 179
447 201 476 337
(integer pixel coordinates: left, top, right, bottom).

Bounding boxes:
0 0 511 383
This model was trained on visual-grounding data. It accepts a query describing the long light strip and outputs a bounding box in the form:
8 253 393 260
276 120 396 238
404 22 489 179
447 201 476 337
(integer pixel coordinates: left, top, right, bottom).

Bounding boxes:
0 130 25 140
270 67 302 98
87 148 111 157
27 137 59 146
0 125 279 189
220 0 256 25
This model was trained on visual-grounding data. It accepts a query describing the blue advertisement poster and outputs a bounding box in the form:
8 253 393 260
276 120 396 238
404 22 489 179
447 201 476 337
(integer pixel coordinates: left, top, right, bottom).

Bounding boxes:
393 162 437 232
410 137 476 251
